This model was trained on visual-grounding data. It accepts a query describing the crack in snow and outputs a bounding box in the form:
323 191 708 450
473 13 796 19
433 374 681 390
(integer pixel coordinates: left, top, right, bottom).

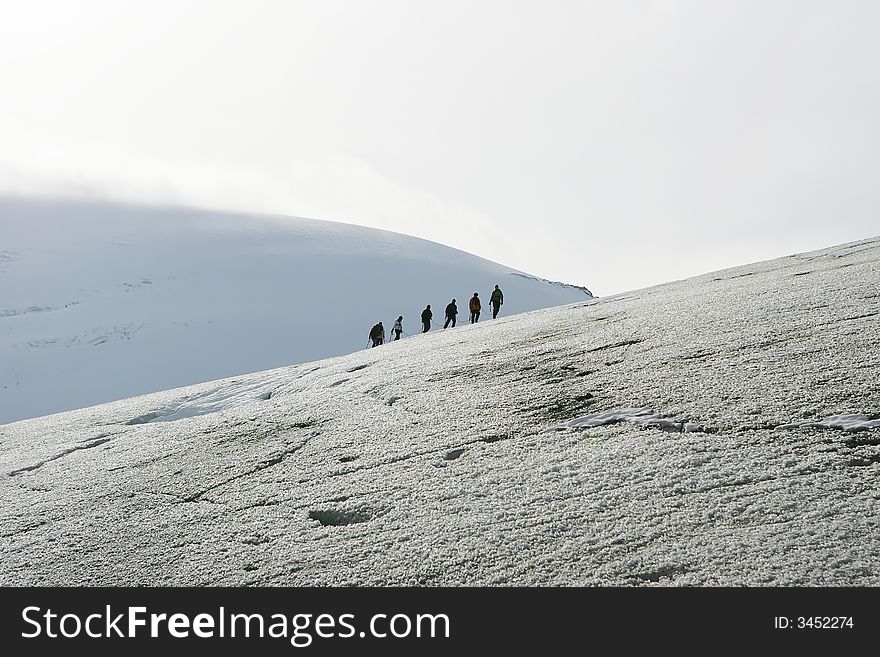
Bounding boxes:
182 435 317 503
586 338 642 353
8 435 115 476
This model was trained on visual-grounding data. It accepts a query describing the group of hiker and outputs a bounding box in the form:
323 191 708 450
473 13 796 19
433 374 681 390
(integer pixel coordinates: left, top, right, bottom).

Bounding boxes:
368 285 505 348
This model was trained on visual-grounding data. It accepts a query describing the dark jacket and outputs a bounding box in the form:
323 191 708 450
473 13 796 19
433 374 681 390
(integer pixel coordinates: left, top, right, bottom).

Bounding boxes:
421 308 433 322
445 302 458 317
369 323 384 340
491 288 503 304
469 296 481 312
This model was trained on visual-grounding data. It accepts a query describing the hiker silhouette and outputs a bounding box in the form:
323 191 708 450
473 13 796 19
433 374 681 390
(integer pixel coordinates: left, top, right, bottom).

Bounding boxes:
469 293 481 324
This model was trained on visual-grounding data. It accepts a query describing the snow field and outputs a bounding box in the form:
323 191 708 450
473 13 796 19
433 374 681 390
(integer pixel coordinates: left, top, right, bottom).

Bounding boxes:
0 236 878 585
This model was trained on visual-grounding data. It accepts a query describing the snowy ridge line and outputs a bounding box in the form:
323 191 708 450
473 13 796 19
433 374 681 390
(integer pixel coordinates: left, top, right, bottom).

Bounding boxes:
509 272 593 297
778 414 880 432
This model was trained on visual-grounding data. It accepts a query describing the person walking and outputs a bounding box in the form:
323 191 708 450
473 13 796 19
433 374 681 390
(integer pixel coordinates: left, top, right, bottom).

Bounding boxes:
421 305 433 333
444 299 458 328
469 293 481 324
368 321 385 347
392 316 404 341
490 284 504 319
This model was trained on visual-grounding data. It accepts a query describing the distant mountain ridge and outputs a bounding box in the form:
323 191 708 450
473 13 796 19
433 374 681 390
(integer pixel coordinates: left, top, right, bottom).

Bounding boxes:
0 197 593 423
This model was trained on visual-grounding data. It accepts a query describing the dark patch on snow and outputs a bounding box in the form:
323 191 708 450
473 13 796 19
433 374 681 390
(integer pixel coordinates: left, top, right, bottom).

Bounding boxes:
847 454 880 467
79 432 111 443
444 448 466 461
832 311 878 323
127 412 160 425
386 395 401 406
632 564 690 583
241 535 271 545
532 330 564 341
329 378 349 387
427 363 488 383
258 390 273 400
522 393 595 421
338 455 358 463
308 508 373 527
844 435 880 448
448 364 485 378
347 363 371 373
792 271 813 277
559 365 593 378
687 425 718 434
481 435 508 444
586 338 642 353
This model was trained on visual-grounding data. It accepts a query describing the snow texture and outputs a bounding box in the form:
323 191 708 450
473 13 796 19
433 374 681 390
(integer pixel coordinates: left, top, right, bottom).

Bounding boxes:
779 414 880 432
0 198 592 424
0 236 878 586
555 408 685 432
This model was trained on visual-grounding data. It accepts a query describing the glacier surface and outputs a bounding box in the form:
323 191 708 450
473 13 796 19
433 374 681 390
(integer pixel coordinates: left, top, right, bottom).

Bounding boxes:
0 237 878 585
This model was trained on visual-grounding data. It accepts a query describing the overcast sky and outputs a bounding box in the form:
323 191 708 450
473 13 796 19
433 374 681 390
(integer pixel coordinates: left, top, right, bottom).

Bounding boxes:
1 1 878 295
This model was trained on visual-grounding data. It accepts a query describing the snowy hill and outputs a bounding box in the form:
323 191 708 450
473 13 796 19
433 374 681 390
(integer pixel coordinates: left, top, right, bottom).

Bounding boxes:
0 197 592 424
1 236 877 585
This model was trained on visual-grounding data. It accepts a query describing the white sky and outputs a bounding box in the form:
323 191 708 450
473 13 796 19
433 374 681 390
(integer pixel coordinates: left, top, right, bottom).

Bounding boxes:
1 0 878 295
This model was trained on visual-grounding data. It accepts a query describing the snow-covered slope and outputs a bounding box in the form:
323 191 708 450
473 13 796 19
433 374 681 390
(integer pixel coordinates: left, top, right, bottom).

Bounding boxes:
0 198 591 424
1 237 877 586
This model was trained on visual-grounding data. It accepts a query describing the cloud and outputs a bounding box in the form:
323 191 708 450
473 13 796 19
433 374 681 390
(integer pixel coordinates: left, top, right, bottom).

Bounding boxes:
0 127 516 267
